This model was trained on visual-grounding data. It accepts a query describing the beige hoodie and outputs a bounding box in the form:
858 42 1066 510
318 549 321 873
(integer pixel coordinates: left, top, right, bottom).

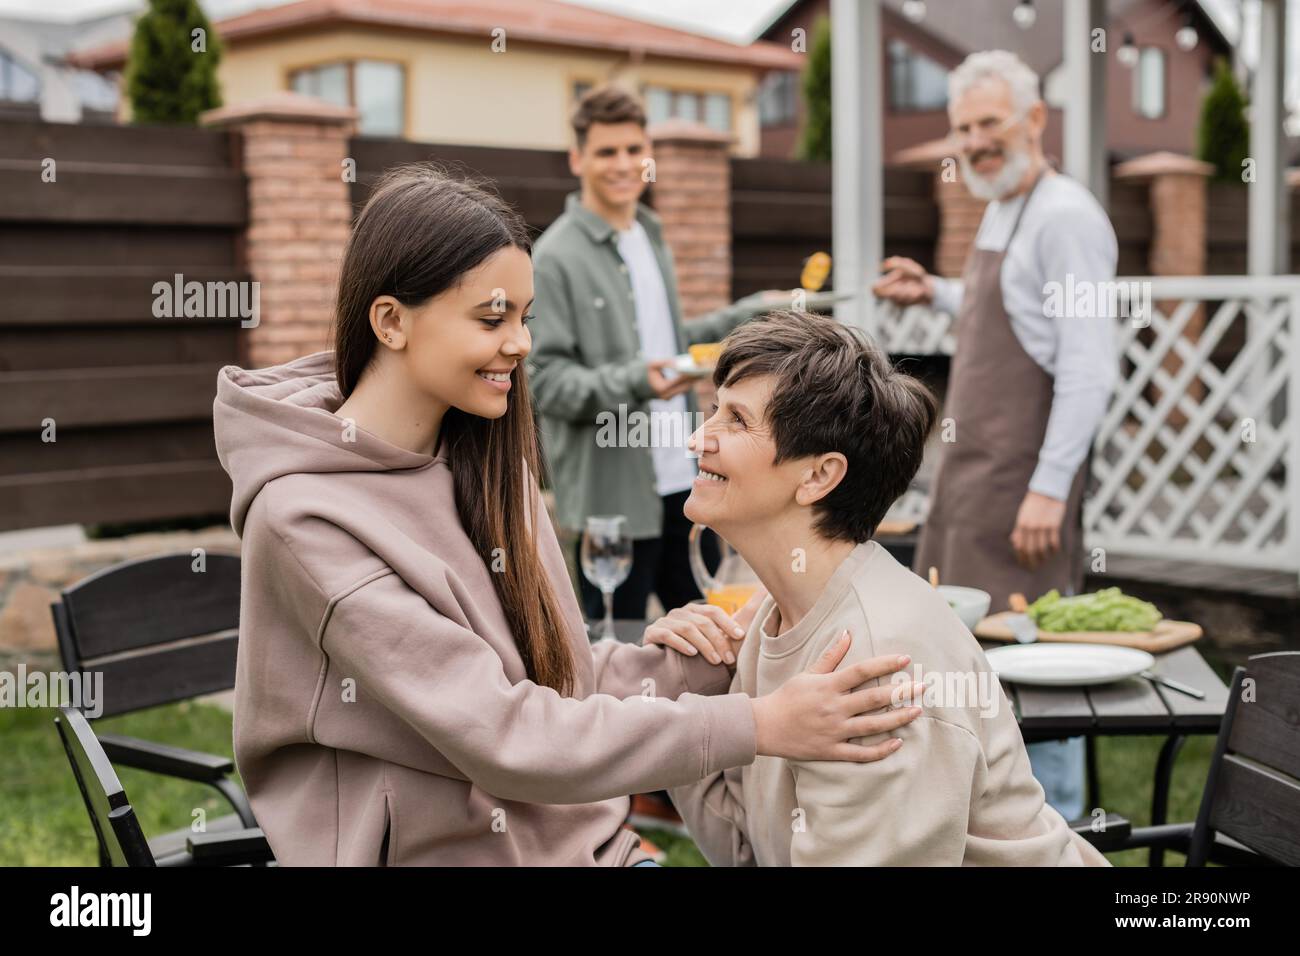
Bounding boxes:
669 541 1111 867
212 350 757 866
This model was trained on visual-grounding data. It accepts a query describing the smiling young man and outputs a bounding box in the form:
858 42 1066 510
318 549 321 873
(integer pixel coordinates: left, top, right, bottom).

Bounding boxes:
665 311 1111 866
528 85 776 623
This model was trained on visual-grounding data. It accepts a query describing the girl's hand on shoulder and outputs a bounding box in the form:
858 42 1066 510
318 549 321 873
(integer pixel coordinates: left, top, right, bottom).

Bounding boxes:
643 602 749 668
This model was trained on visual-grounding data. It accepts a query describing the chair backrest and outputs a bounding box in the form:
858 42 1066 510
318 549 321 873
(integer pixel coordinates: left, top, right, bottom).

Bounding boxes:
51 551 240 717
1188 651 1300 866
54 706 155 867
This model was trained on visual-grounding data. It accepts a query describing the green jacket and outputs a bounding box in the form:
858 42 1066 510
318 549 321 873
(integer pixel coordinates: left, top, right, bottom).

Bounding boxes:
528 192 767 538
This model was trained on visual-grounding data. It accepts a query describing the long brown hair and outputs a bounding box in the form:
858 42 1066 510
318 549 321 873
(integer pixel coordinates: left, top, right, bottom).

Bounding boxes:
334 164 575 695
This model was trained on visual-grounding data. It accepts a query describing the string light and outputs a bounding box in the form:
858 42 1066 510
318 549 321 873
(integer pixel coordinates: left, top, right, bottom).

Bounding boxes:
1013 0 1037 30
1176 9 1199 51
1118 31 1139 68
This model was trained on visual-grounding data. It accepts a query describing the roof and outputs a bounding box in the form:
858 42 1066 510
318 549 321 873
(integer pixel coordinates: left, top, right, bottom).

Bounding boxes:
755 0 1232 74
68 0 804 72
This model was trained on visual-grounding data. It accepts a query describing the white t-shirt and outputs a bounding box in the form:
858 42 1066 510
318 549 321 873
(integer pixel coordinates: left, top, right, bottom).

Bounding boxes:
931 172 1119 501
616 220 697 497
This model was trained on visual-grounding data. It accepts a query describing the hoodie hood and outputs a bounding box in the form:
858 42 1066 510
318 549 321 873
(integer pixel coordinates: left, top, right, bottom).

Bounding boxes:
214 350 440 536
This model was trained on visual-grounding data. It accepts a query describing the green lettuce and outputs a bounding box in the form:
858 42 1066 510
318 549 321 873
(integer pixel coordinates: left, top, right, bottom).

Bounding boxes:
1026 587 1161 633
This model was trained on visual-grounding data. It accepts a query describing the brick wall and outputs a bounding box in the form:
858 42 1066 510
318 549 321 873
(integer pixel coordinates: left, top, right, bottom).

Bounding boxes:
203 93 357 369
648 119 733 318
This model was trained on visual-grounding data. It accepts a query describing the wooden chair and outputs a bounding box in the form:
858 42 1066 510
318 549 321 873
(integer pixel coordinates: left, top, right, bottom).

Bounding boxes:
50 551 256 860
1117 651 1300 866
55 705 273 866
1067 814 1132 853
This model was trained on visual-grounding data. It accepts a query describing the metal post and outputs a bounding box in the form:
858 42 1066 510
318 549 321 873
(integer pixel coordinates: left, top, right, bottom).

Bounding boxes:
1250 0 1287 278
1248 1 1291 580
1063 0 1108 206
831 0 882 335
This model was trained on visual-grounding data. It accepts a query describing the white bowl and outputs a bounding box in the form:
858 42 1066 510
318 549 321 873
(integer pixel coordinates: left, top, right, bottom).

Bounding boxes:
937 585 991 632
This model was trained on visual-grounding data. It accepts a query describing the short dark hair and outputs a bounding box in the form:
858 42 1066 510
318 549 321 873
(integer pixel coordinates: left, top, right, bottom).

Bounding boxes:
713 311 938 543
570 85 646 148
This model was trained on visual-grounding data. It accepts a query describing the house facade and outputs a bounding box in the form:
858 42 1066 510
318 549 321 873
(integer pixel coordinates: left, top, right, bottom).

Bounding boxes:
69 0 801 156
757 0 1233 163
0 10 126 124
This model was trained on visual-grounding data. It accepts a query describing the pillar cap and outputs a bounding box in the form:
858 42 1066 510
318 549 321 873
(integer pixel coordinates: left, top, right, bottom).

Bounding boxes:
1113 151 1214 180
891 136 959 168
201 92 358 128
648 118 733 147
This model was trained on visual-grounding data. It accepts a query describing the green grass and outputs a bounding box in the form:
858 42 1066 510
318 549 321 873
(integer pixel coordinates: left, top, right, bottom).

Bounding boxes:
1092 733 1215 867
2 697 1211 867
0 699 241 866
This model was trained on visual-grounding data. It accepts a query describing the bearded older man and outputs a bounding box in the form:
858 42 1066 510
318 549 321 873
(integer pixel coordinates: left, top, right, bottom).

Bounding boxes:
873 50 1118 821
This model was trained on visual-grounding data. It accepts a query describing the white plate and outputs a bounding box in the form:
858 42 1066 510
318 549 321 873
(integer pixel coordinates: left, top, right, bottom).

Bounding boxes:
984 642 1155 687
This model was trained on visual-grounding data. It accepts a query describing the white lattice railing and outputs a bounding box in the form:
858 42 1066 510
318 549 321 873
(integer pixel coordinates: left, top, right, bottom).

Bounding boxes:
873 277 1300 580
872 300 958 356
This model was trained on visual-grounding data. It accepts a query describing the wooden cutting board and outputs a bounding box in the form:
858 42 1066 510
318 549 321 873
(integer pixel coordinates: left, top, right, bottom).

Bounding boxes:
876 519 917 536
974 612 1202 653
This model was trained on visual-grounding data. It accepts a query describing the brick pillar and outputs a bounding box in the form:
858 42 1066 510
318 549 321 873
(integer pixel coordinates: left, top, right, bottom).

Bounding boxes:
648 119 732 318
1114 151 1213 419
1114 151 1212 279
202 92 357 369
894 140 987 280
933 174 988 279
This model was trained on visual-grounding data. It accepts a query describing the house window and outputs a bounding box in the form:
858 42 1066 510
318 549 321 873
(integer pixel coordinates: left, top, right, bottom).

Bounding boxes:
643 84 732 134
290 60 404 136
1133 47 1166 119
0 48 40 103
759 71 798 126
74 69 119 115
703 92 730 130
887 39 948 111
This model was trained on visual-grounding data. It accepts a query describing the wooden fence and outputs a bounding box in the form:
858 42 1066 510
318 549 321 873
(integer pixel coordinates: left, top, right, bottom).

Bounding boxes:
349 139 943 303
1205 182 1300 276
1108 178 1154 277
0 120 247 532
730 158 938 300
348 138 576 235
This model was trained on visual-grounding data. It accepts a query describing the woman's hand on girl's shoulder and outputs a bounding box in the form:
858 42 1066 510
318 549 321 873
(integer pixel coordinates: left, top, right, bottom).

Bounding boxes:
643 602 750 669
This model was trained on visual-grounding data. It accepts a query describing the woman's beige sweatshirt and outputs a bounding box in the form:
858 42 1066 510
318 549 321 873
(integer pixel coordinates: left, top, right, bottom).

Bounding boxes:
669 541 1111 867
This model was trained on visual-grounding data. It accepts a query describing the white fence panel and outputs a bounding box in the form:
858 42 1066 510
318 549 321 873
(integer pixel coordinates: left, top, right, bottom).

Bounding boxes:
876 277 1300 580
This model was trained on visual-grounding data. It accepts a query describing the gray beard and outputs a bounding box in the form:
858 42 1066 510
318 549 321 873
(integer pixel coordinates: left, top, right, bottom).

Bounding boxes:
960 149 1032 201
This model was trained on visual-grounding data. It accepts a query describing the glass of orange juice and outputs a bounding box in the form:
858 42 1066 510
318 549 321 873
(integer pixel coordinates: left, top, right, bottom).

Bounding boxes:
706 584 758 615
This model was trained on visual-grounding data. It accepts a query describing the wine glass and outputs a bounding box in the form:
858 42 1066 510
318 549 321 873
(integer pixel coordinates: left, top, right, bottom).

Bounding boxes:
580 515 632 639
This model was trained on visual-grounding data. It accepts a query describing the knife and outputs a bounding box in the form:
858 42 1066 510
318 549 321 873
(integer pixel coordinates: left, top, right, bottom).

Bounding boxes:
1005 592 1038 644
1141 671 1206 699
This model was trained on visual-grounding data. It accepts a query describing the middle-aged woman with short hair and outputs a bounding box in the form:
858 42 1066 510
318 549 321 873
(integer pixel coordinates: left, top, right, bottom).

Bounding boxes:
666 311 1110 866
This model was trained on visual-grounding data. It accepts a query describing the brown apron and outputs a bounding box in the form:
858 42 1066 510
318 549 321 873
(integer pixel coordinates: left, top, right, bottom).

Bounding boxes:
913 171 1089 611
